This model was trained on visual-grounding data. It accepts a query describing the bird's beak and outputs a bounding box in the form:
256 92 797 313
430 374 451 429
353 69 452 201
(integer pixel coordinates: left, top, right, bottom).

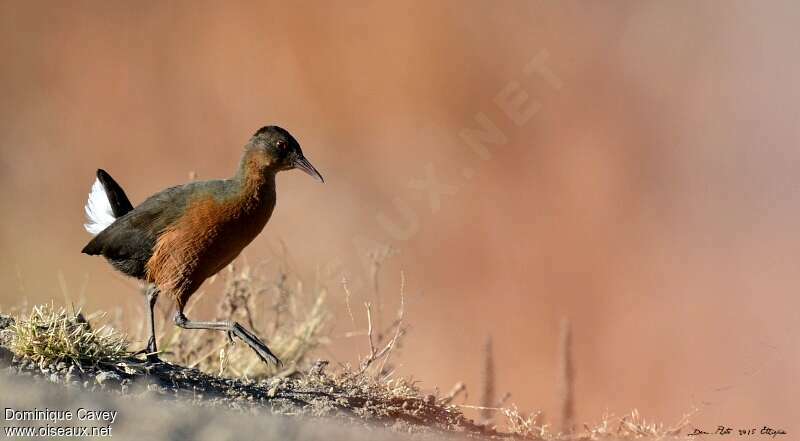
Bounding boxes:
292 154 324 183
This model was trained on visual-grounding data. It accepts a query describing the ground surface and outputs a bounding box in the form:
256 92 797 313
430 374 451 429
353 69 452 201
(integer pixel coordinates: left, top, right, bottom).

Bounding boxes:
0 371 438 441
0 312 690 441
0 313 493 440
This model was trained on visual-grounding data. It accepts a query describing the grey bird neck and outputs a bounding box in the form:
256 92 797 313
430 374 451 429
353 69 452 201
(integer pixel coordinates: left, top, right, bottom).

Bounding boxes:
231 149 278 203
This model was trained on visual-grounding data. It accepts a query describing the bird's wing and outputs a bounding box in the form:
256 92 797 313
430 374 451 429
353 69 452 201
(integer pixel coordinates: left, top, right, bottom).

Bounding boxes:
81 184 186 260
81 180 230 258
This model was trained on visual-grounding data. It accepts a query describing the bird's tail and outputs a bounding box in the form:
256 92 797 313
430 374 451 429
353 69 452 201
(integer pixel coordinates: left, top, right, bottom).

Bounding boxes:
83 169 134 235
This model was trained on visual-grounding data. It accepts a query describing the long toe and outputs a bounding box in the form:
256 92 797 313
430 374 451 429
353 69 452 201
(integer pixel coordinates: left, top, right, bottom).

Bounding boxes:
133 346 154 357
254 344 281 367
233 324 280 366
246 337 280 366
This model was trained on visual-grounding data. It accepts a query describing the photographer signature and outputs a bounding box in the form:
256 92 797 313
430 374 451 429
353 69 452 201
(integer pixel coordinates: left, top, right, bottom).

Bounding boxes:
688 426 787 437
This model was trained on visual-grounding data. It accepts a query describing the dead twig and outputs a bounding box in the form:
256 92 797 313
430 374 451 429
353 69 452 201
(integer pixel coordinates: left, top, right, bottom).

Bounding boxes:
358 272 406 378
440 382 467 405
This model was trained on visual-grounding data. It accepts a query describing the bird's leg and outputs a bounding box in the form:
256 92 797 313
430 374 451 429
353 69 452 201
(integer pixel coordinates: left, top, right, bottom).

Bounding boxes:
134 285 161 362
145 286 159 354
173 312 281 366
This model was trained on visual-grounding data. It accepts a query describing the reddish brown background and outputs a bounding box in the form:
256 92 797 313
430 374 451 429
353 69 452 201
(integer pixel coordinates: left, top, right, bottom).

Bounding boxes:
1 1 797 433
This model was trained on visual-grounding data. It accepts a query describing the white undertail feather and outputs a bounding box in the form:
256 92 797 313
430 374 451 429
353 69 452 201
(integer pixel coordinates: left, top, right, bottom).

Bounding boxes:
84 177 116 235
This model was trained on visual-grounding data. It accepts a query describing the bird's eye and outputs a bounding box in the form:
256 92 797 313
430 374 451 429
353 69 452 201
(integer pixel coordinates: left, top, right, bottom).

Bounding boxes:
276 140 287 150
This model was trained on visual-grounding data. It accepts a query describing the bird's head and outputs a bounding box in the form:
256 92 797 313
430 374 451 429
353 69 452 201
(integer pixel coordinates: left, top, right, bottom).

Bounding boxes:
247 125 323 182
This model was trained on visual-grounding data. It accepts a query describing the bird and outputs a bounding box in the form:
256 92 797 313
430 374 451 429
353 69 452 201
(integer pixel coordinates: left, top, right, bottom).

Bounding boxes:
81 125 323 365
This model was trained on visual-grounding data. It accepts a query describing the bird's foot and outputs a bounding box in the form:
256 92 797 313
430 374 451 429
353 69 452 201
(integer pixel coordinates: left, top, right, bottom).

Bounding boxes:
172 313 281 367
133 336 163 364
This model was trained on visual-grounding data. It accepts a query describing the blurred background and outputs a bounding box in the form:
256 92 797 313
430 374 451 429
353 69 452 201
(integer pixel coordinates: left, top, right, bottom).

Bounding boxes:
1 0 797 433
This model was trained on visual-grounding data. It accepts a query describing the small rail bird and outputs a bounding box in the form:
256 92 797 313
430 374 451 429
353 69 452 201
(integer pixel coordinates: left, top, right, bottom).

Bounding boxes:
81 126 323 365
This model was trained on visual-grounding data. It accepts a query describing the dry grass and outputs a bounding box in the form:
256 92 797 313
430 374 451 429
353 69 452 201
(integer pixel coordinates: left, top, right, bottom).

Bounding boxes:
6 303 128 367
581 409 691 440
496 406 692 440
